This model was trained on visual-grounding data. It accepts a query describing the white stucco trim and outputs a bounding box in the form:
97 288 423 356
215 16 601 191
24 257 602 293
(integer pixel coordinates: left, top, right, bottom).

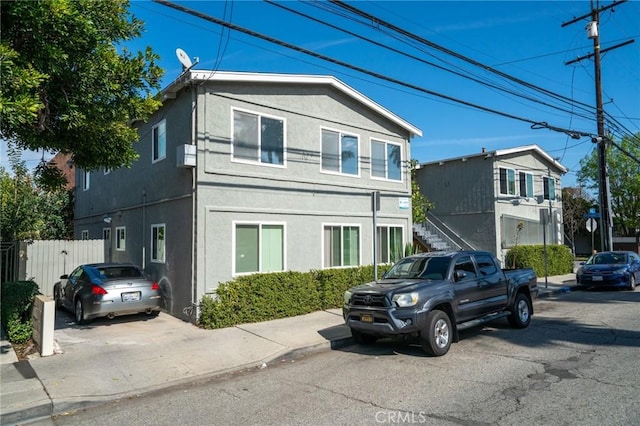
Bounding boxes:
494 145 568 173
421 144 568 174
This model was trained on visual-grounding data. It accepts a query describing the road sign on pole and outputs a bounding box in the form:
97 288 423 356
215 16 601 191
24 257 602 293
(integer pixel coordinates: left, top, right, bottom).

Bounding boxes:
586 218 597 255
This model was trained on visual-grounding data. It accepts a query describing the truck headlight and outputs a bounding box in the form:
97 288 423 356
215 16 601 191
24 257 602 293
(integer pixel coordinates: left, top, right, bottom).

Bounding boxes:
343 290 353 305
392 292 419 307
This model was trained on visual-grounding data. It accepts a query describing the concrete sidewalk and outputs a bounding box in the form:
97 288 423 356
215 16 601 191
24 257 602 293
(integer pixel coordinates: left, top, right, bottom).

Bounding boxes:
1 274 577 425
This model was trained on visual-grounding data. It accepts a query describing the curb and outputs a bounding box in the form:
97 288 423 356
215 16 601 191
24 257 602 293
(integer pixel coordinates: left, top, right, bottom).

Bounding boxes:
3 335 355 425
1 401 52 426
0 361 53 426
265 336 354 363
537 285 579 299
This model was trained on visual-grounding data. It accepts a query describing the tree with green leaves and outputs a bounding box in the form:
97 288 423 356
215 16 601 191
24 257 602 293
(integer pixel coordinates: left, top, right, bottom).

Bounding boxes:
410 160 435 224
1 147 73 241
0 0 163 174
577 134 640 247
562 187 596 254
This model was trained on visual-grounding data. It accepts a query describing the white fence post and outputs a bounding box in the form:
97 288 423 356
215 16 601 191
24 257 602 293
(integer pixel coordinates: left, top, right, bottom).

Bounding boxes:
31 295 55 356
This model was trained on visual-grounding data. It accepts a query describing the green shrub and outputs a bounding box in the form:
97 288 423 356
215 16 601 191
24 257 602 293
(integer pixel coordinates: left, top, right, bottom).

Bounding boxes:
1 281 40 344
198 265 391 329
5 318 33 343
199 271 321 329
506 245 574 277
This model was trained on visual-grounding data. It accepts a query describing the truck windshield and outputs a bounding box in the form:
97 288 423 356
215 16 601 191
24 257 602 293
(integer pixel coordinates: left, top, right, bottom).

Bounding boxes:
383 257 450 280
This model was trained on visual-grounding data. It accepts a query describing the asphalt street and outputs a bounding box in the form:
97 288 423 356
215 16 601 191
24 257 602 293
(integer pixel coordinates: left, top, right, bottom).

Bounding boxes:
26 286 640 426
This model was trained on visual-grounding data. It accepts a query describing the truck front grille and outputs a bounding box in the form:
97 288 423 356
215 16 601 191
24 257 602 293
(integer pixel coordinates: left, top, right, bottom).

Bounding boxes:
352 294 387 307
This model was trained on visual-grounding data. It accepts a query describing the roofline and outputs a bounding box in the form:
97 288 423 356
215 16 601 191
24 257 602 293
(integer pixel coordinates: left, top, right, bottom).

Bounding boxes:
160 70 422 138
420 144 568 174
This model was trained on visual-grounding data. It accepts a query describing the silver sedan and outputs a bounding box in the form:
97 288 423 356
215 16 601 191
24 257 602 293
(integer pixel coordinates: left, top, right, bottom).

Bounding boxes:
53 263 162 324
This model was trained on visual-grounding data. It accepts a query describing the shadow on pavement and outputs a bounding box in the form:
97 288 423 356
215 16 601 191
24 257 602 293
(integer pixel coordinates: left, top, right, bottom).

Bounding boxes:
336 297 640 358
53 307 162 331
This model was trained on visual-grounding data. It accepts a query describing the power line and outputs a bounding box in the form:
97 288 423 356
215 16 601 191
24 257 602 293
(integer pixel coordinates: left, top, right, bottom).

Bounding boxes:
265 0 597 124
327 0 599 117
152 0 596 141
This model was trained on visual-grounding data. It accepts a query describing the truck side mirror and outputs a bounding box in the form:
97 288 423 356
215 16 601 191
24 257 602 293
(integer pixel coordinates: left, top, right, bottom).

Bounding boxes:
455 270 467 281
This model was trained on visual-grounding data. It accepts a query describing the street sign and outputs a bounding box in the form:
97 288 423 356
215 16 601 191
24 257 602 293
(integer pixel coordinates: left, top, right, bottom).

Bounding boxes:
585 207 599 218
586 218 598 233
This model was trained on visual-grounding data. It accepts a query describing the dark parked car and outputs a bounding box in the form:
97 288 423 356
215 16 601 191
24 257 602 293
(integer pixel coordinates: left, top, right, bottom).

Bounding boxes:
54 263 162 324
343 251 538 356
576 251 640 290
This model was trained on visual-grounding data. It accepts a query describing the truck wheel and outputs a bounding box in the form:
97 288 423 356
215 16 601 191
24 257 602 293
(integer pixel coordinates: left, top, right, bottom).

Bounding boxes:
420 310 451 357
508 293 532 329
351 329 377 345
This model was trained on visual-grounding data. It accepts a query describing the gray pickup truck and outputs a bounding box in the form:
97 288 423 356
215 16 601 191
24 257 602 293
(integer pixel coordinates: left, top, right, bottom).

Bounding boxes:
343 250 538 356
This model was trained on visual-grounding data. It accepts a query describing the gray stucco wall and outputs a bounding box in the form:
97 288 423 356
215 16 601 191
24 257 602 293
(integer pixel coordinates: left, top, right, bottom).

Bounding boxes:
416 149 565 264
194 82 414 298
74 93 195 321
415 155 497 252
76 77 416 322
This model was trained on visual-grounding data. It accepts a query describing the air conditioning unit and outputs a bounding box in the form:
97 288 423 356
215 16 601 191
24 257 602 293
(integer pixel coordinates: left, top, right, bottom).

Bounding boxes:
177 144 196 168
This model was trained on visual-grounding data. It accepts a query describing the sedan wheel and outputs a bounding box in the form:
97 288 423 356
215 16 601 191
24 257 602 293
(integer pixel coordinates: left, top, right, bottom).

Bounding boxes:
629 274 637 291
75 299 87 325
54 289 62 309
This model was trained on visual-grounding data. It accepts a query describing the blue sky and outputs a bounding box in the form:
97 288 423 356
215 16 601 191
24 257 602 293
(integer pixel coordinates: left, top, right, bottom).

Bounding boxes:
4 1 639 189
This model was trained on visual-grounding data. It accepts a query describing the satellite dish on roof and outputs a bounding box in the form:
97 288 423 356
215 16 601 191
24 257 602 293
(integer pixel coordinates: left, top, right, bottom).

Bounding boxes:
176 48 193 70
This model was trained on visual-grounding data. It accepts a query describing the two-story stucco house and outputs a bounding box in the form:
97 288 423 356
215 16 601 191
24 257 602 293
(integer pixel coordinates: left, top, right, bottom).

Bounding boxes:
414 145 567 263
73 71 421 321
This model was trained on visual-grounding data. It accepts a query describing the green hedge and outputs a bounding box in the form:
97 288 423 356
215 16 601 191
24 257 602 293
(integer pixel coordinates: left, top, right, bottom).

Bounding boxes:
198 246 575 330
199 265 390 329
506 245 574 277
1 281 40 344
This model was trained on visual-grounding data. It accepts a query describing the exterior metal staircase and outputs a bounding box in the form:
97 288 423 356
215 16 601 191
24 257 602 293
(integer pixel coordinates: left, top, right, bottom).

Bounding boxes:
413 213 476 252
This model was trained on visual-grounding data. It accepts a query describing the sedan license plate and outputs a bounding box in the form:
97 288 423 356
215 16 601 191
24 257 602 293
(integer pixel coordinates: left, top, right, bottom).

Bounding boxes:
122 291 141 302
592 276 603 281
361 313 374 323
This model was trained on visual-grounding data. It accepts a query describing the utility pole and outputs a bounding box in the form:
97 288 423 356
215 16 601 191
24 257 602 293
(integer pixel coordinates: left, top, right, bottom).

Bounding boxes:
591 2 613 253
562 0 632 252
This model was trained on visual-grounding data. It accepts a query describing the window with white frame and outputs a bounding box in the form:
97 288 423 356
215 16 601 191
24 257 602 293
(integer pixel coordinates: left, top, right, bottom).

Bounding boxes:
371 140 402 181
323 225 360 267
519 171 534 197
376 226 403 263
234 223 284 274
499 167 516 195
82 170 90 191
103 228 111 241
232 109 284 166
543 176 556 200
81 230 89 240
321 129 359 176
116 226 126 251
152 119 166 162
151 224 165 263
